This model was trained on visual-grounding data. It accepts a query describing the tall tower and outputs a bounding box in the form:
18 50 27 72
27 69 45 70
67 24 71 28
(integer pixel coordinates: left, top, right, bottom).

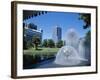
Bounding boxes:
52 25 62 43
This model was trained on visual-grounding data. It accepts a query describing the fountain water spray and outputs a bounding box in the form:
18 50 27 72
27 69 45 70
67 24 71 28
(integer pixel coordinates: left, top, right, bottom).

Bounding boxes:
54 28 88 66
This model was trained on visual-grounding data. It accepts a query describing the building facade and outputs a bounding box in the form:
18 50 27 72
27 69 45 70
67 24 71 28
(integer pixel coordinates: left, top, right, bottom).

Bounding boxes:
24 23 43 43
52 26 62 43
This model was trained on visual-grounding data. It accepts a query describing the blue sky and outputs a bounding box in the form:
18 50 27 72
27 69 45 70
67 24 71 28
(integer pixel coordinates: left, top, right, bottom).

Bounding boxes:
24 11 88 40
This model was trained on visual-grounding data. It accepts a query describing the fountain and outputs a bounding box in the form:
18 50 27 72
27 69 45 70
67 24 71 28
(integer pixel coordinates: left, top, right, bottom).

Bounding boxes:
54 28 88 66
78 38 85 59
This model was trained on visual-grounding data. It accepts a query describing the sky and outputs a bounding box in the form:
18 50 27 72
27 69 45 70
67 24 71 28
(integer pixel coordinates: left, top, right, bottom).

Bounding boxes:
24 11 89 40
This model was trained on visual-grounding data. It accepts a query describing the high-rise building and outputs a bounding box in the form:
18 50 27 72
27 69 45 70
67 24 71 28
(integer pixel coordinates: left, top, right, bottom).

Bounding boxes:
52 26 62 43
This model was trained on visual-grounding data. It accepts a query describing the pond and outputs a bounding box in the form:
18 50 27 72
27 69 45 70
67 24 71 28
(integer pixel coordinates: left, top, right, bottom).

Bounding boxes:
24 57 90 69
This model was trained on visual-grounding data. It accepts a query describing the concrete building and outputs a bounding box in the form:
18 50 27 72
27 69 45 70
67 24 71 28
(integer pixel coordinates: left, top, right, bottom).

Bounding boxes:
24 23 43 42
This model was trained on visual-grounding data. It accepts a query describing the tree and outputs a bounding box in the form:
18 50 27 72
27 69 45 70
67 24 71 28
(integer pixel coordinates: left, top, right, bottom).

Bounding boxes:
48 39 55 48
23 23 27 49
42 39 48 47
79 13 91 29
23 37 27 49
32 36 41 50
23 38 33 49
79 13 91 47
56 40 64 48
84 30 91 46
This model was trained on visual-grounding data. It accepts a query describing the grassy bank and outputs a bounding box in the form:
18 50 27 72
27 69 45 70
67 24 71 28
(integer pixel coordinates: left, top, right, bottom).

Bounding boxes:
24 48 59 55
23 48 59 69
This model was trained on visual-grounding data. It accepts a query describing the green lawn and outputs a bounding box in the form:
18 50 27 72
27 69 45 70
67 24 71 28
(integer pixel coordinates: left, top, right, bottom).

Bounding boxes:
24 47 59 56
23 48 60 68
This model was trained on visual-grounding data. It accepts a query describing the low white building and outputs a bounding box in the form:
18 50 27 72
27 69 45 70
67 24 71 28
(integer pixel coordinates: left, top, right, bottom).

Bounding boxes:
24 23 43 43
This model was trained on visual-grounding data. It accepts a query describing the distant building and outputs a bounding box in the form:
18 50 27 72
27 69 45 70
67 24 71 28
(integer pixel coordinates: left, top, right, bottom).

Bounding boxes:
28 23 37 30
24 23 43 42
52 25 62 43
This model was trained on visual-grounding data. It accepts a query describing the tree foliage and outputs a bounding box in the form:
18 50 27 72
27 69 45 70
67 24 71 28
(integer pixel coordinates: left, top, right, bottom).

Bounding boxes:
79 13 91 29
23 11 47 20
23 36 33 49
47 39 55 48
56 40 64 48
42 39 48 47
23 37 27 49
84 30 91 46
32 36 41 50
79 13 91 47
